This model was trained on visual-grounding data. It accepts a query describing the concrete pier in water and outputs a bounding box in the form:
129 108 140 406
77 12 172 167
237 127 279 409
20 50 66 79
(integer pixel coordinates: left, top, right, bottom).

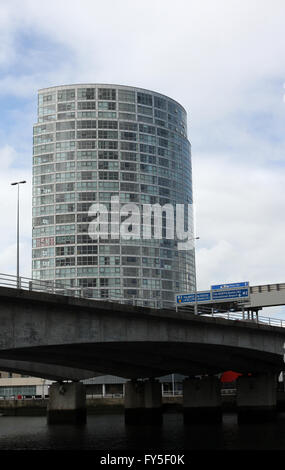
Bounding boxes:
47 382 86 425
237 373 277 423
124 379 162 424
183 376 222 424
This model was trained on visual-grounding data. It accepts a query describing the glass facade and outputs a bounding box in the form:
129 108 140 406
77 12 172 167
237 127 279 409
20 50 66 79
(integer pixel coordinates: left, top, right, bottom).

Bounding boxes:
32 84 195 308
0 386 37 398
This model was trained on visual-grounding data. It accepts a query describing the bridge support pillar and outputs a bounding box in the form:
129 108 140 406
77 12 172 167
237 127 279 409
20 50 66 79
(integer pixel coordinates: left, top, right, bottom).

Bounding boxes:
237 373 276 424
183 376 222 424
47 382 86 425
124 379 162 425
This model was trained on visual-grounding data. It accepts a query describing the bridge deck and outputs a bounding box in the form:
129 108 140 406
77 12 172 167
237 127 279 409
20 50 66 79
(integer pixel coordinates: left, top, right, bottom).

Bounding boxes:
0 286 284 381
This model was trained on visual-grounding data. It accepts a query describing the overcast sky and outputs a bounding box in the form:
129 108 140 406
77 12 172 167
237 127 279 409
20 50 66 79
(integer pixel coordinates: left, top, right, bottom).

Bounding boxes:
0 0 285 317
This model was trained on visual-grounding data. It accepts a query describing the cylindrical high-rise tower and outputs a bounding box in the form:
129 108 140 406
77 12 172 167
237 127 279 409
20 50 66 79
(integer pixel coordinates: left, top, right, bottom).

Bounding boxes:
32 84 195 308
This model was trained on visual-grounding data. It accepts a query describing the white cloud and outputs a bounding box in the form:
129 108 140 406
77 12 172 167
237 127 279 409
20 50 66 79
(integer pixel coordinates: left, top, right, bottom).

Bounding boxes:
0 145 17 169
0 0 284 112
194 153 285 291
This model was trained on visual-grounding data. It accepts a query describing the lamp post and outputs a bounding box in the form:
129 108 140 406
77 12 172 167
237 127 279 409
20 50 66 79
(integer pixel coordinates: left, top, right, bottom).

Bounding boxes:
175 236 200 313
193 237 200 315
11 180 26 288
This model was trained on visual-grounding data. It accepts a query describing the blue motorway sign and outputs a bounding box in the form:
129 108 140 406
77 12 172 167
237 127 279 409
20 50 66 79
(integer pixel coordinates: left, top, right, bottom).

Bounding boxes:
176 287 250 305
211 288 249 300
197 292 211 302
211 282 249 290
176 292 211 304
176 294 196 304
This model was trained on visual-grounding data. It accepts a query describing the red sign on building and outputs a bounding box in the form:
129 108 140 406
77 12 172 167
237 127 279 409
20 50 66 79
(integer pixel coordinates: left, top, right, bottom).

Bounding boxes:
36 237 55 247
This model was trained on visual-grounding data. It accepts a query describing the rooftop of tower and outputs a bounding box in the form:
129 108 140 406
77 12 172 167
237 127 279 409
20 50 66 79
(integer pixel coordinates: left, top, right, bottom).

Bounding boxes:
38 83 187 114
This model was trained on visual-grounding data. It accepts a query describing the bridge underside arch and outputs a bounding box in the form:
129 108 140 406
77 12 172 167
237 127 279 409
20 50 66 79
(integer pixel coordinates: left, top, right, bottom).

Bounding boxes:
0 341 282 381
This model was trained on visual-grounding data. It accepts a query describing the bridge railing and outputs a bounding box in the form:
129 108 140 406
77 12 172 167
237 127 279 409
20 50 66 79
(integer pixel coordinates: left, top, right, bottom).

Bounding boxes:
202 310 285 328
0 273 74 295
0 273 163 308
176 302 285 328
1 273 285 327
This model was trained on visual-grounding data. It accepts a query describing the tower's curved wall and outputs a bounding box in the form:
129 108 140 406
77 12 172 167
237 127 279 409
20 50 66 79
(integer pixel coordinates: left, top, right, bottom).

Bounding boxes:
32 84 195 308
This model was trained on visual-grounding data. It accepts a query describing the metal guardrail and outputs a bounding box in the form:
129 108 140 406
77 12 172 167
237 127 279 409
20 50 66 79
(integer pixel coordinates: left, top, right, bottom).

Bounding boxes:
201 310 285 327
0 273 164 308
176 300 285 328
0 273 285 327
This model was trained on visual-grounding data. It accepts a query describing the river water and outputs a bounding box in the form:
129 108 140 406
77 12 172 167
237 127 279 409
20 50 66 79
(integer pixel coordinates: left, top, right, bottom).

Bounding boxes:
0 412 285 451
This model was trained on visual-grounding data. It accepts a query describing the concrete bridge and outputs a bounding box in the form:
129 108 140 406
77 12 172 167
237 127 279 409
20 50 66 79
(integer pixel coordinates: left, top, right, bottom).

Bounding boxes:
0 286 284 425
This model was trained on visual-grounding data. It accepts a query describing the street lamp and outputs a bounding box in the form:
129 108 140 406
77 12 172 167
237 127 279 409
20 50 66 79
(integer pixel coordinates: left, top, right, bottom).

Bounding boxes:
176 236 200 313
11 180 26 288
192 237 200 315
